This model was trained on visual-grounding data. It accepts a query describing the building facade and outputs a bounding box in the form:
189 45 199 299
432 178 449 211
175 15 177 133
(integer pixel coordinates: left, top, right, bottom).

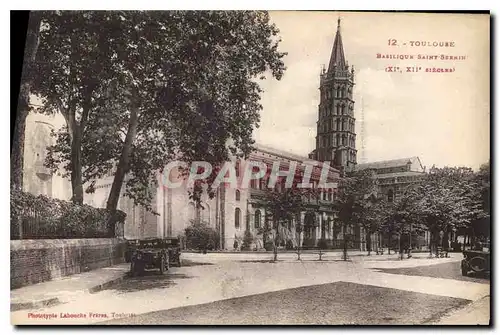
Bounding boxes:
309 19 357 173
21 18 430 252
356 157 429 251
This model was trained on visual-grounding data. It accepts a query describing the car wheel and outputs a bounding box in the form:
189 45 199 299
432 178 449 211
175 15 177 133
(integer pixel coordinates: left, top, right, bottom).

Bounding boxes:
165 254 170 272
470 256 486 273
159 257 165 275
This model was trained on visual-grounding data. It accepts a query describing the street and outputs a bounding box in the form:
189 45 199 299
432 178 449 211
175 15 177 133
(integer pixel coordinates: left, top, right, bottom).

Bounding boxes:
11 252 490 325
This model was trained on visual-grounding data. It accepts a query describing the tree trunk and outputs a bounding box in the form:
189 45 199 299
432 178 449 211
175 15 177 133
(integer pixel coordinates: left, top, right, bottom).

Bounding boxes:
399 233 403 260
273 234 278 262
366 232 372 256
106 106 140 213
11 12 42 191
70 128 84 204
342 223 347 261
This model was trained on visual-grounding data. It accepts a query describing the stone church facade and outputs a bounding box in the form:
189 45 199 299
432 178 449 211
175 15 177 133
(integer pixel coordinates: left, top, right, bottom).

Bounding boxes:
21 18 427 251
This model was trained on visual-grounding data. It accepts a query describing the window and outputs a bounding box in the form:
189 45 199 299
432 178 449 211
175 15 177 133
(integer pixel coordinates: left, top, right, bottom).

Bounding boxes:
388 189 394 203
235 189 240 201
255 210 261 229
235 160 240 177
260 178 267 190
250 179 257 189
235 208 241 229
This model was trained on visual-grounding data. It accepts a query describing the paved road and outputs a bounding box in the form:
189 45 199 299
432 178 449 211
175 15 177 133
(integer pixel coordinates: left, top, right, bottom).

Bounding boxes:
99 281 468 325
11 253 490 325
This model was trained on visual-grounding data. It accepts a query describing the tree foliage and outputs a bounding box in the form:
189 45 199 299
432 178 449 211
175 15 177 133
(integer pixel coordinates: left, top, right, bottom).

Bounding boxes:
36 10 286 212
259 174 319 261
184 219 219 252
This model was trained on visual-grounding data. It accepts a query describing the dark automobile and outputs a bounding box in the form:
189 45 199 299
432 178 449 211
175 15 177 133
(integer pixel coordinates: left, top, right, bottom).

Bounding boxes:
125 239 140 263
130 238 170 276
461 242 490 277
164 237 182 267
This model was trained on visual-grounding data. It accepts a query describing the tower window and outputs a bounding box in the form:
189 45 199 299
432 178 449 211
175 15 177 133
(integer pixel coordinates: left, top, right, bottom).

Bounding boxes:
235 208 241 229
255 210 261 229
235 189 240 201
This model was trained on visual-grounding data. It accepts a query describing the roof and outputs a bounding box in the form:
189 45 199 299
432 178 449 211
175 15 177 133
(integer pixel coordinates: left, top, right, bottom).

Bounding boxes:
254 143 310 163
356 157 420 171
327 18 347 72
252 143 340 174
375 171 426 179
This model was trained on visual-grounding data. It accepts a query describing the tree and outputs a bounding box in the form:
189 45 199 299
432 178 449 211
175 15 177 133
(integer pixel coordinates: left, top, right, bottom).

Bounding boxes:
40 11 286 215
184 219 219 252
355 195 388 256
414 166 487 256
381 185 425 259
241 230 254 251
260 174 318 262
333 169 378 261
12 11 43 191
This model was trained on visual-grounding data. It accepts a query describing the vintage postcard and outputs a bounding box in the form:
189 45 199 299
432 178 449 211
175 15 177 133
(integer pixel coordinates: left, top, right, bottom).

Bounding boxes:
10 10 490 325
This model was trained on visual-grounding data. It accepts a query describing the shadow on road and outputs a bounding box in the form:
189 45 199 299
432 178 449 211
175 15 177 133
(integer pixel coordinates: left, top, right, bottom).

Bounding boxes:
106 272 194 294
373 261 490 284
180 260 215 267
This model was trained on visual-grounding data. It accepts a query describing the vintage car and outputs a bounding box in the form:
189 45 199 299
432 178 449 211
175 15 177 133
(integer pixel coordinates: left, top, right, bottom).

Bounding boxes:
164 237 182 267
461 248 490 277
130 238 170 276
125 239 140 263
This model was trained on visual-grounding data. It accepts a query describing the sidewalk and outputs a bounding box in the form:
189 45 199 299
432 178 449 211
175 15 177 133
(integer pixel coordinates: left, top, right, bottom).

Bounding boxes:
429 295 491 325
11 263 130 312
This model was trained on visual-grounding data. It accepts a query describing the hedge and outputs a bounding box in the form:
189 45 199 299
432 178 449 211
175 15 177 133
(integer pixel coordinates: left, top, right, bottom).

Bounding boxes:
10 189 126 239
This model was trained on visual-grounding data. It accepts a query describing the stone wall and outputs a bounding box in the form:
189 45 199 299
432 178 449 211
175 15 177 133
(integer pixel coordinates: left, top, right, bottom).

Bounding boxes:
10 238 126 289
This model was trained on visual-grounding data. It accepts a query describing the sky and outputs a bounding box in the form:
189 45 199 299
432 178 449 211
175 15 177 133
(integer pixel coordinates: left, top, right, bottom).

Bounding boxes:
253 11 490 170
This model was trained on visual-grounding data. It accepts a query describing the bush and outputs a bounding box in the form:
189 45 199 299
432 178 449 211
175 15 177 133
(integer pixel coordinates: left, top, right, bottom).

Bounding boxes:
10 189 126 239
184 219 219 252
317 238 328 250
264 241 274 251
241 230 254 251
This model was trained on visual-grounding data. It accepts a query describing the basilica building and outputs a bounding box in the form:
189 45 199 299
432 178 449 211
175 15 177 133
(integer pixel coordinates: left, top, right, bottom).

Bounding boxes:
21 19 426 251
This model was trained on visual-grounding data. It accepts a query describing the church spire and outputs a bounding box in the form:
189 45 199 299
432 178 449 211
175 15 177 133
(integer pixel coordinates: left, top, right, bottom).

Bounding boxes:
327 16 346 72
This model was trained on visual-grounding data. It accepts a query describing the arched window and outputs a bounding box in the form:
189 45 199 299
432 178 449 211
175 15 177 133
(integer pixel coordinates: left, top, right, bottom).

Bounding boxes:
235 208 241 229
342 135 346 146
336 134 340 146
255 210 261 229
388 189 394 203
336 118 340 131
235 160 240 177
235 189 240 201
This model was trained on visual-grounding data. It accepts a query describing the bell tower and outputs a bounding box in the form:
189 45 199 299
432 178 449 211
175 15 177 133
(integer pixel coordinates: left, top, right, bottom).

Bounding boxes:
310 18 357 173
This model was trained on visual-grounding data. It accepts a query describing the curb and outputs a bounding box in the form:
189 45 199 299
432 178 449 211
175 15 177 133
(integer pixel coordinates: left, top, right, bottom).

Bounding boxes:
11 297 61 312
11 272 128 312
